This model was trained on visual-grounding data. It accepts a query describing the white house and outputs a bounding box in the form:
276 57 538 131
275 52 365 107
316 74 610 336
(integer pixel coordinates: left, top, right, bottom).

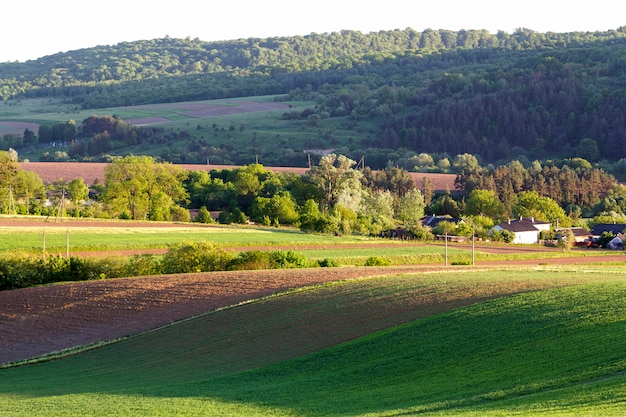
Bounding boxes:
492 217 551 244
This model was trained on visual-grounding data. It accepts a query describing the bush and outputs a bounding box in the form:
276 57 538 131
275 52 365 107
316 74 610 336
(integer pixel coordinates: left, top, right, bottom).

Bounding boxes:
491 229 516 243
0 254 43 290
364 256 390 266
161 241 233 274
269 250 308 268
228 250 308 270
123 254 161 277
0 253 124 290
317 258 339 267
227 250 273 270
171 206 191 222
194 206 214 224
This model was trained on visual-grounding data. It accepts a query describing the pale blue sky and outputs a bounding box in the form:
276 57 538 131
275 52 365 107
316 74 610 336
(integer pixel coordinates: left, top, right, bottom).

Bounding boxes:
2 0 624 62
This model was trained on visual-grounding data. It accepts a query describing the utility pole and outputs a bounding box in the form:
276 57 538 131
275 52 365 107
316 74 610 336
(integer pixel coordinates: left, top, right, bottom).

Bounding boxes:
444 231 448 266
472 226 475 266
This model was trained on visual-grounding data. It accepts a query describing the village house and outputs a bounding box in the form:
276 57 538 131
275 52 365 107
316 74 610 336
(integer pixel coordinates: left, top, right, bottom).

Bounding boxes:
589 223 626 249
555 227 593 245
589 223 626 239
492 217 551 244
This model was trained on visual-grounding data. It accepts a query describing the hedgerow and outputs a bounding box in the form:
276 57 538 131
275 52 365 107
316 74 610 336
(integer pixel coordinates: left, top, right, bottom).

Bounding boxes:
0 242 312 290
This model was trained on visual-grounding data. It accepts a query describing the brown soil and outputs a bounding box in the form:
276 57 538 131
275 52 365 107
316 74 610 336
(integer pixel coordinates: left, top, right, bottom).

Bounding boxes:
20 161 457 191
0 266 438 364
1 216 623 365
0 122 40 135
1 245 624 365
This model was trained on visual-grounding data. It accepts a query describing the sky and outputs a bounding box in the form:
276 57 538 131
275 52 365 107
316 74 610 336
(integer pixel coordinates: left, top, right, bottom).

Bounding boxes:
2 0 624 62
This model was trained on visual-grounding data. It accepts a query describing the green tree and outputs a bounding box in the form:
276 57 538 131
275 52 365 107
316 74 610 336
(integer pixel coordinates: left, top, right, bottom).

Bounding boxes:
452 153 480 173
307 154 362 212
513 190 571 227
195 206 214 224
103 155 188 220
299 199 324 232
0 150 18 190
395 188 425 225
359 190 395 235
464 189 506 220
432 220 458 236
556 228 575 252
13 170 44 203
251 191 299 226
575 138 600 162
67 178 89 206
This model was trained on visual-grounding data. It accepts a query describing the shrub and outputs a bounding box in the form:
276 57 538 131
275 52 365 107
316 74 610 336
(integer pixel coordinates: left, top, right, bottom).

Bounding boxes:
161 241 233 274
491 229 516 243
171 206 191 222
228 250 308 270
0 254 43 290
269 250 308 268
227 250 273 270
364 256 390 266
194 206 214 224
317 258 339 267
123 254 161 277
0 254 123 290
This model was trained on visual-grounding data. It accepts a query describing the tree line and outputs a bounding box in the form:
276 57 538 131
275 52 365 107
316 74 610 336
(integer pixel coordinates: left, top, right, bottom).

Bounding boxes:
2 150 626 238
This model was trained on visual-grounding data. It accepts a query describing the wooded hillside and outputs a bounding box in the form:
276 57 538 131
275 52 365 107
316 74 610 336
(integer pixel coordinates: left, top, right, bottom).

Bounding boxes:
2 27 626 165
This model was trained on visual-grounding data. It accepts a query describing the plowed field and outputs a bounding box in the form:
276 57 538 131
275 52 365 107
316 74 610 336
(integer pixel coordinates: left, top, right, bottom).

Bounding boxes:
19 161 457 190
1 217 624 365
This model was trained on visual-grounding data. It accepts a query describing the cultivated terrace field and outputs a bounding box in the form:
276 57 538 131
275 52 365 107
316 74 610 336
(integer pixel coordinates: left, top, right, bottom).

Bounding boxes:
0 217 626 416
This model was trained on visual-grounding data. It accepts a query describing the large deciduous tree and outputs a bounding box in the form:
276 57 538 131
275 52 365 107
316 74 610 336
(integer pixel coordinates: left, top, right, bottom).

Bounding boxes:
464 189 506 221
103 155 188 220
67 178 89 206
307 154 362 212
395 188 426 225
513 190 571 227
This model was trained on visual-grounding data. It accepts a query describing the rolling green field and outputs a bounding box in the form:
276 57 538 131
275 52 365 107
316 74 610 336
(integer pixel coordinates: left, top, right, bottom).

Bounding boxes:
0 220 616 267
1 268 625 416
0 223 376 252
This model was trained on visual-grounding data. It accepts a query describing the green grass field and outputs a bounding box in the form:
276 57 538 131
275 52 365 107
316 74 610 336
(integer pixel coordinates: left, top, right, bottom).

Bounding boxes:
0 223 377 253
2 96 378 164
1 268 625 416
0 221 618 267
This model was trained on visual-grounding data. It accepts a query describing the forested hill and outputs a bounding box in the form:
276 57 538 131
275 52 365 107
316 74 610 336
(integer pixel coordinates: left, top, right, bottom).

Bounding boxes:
2 27 626 164
1 28 625 106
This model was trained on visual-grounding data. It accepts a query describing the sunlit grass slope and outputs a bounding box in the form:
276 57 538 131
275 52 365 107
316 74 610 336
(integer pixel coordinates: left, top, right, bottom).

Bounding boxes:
1 269 625 416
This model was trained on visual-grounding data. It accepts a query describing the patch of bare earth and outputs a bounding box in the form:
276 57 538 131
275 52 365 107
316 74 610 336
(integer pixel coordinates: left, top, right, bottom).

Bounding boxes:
125 116 170 126
0 122 40 135
0 266 433 364
2 248 624 364
20 161 458 191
